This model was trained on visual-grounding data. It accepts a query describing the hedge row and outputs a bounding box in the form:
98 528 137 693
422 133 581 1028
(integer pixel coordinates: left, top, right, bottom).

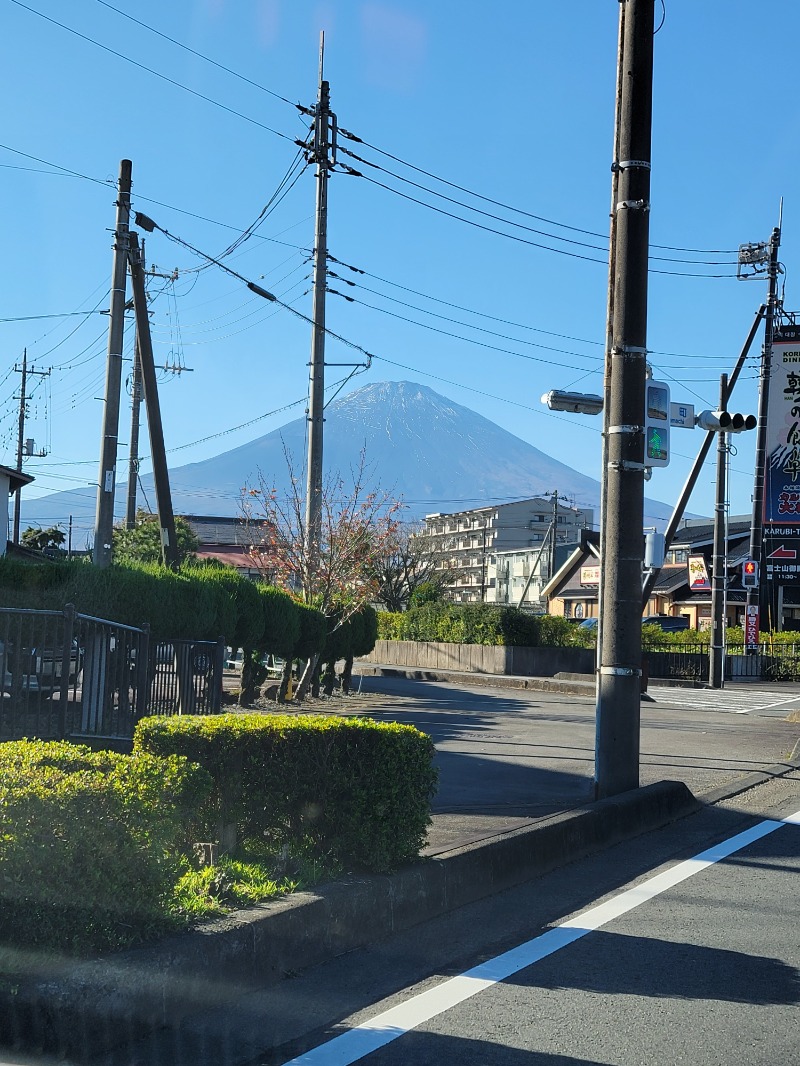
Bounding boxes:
134 712 438 873
0 558 378 665
0 740 212 954
376 603 576 647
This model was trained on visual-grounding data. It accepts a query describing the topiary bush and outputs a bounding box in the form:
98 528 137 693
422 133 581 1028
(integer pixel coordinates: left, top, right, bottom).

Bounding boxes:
134 713 438 872
0 740 213 955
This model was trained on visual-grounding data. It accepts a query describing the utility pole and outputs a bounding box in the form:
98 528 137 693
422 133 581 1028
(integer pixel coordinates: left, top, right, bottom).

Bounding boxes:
709 374 730 688
93 159 132 567
12 349 49 543
747 225 782 633
550 490 559 582
304 33 335 589
125 338 142 530
595 0 654 799
127 231 179 568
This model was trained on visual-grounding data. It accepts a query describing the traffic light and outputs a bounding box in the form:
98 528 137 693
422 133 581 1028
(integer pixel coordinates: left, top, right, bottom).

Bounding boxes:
695 410 757 433
644 380 670 468
742 559 759 588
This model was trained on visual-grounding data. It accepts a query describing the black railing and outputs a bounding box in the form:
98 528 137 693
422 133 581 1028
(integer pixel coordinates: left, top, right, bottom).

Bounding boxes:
644 642 800 684
644 643 709 683
0 605 224 743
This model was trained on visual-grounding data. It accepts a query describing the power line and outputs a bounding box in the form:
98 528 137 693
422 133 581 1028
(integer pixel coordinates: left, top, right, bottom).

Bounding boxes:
340 145 738 267
92 0 299 108
338 129 739 257
327 254 741 363
338 161 738 279
0 143 312 253
9 1 298 145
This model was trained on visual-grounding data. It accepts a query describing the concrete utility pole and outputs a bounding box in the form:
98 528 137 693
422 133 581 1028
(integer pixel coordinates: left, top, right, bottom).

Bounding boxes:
12 348 49 543
127 231 179 568
549 491 560 582
93 159 132 567
747 226 782 631
125 339 142 530
595 0 655 800
304 33 334 588
709 374 730 688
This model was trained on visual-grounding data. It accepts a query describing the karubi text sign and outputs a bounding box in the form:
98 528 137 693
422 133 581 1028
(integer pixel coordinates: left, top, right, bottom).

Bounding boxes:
764 323 800 583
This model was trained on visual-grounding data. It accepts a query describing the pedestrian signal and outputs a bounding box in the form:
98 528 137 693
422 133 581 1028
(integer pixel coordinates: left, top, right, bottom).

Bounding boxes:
644 380 670 468
742 559 759 588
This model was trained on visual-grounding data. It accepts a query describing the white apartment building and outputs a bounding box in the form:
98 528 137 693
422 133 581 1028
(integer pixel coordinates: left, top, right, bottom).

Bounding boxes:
423 497 593 605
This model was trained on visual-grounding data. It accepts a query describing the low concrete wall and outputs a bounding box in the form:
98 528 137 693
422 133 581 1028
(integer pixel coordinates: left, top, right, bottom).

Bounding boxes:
0 781 698 1059
362 639 595 678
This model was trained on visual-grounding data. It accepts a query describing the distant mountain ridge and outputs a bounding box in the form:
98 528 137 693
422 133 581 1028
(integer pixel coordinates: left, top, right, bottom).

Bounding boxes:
21 381 676 532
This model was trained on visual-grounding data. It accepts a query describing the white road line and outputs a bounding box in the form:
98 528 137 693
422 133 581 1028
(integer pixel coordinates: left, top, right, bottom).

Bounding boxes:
280 809 800 1066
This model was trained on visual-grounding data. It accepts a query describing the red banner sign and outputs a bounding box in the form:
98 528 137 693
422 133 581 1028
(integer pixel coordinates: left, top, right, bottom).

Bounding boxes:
744 605 760 650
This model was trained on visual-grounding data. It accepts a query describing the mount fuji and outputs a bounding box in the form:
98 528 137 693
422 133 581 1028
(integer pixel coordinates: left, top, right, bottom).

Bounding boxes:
21 381 676 531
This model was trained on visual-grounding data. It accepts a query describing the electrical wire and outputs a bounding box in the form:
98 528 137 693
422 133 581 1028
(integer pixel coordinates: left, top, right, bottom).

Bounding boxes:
338 163 738 279
339 146 738 267
328 254 741 363
9 1 298 145
92 0 299 108
337 130 739 256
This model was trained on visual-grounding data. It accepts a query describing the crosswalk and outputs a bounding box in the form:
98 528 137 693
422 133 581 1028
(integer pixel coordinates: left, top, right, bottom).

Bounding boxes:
647 685 800 716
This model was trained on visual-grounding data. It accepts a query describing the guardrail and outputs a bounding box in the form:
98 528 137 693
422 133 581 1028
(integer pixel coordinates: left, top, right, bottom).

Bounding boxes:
0 605 223 743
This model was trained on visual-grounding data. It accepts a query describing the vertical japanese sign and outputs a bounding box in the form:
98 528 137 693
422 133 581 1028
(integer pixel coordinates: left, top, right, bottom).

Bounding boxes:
744 605 760 650
763 322 800 583
687 555 711 591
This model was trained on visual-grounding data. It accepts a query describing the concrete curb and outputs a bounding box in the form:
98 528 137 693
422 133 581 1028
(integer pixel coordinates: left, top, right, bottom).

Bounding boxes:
2 780 698 1060
357 664 596 697
697 755 800 806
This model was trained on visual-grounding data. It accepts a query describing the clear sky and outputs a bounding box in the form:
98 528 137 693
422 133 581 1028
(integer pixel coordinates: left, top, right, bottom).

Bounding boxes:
2 0 797 540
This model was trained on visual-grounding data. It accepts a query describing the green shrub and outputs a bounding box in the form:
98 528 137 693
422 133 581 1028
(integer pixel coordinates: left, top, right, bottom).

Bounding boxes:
377 610 404 641
0 740 213 954
260 586 300 657
134 713 438 872
375 603 555 647
293 602 328 659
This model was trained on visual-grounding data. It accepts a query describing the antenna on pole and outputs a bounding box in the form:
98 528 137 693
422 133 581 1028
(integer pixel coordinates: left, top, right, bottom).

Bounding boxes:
318 29 325 85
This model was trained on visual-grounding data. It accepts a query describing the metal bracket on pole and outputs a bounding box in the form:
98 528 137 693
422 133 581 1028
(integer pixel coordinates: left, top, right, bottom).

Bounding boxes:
611 344 648 357
613 159 651 171
600 666 642 677
608 425 643 435
608 460 647 472
616 199 650 212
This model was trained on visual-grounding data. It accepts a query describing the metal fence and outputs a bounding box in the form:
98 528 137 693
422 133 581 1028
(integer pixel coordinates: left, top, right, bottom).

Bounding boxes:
0 605 224 744
645 642 800 684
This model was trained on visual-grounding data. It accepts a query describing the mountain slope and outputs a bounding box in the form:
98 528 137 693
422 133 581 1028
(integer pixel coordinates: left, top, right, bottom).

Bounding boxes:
21 381 675 530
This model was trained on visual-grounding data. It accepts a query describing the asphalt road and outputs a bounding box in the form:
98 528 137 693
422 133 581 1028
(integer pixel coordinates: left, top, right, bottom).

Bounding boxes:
342 675 800 853
257 771 800 1066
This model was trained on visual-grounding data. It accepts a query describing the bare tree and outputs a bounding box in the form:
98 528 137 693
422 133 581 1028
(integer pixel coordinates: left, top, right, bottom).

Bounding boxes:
242 445 401 696
372 523 449 612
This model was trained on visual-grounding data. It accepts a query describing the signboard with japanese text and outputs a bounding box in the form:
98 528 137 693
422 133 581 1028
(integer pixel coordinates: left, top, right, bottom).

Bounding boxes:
687 555 711 591
744 604 760 649
580 565 600 586
763 323 800 583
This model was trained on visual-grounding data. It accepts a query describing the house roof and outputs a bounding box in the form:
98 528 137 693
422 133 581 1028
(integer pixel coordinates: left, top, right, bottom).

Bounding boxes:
650 564 689 595
0 464 34 494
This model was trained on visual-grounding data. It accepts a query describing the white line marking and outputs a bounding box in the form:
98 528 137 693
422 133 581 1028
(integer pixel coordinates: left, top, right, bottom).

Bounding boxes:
280 809 800 1065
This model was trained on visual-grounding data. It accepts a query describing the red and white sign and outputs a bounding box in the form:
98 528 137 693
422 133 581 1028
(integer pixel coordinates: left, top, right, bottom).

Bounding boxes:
767 543 797 560
744 605 760 649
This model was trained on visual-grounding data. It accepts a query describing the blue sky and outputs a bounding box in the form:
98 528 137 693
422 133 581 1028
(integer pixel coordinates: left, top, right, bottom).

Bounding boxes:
1 0 797 539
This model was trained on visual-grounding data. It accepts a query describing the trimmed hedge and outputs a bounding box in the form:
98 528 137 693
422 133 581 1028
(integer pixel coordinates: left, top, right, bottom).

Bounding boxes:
0 558 326 660
376 603 575 647
134 713 438 872
0 740 213 954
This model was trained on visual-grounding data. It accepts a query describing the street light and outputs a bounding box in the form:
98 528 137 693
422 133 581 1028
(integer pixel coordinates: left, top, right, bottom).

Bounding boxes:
540 390 604 415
